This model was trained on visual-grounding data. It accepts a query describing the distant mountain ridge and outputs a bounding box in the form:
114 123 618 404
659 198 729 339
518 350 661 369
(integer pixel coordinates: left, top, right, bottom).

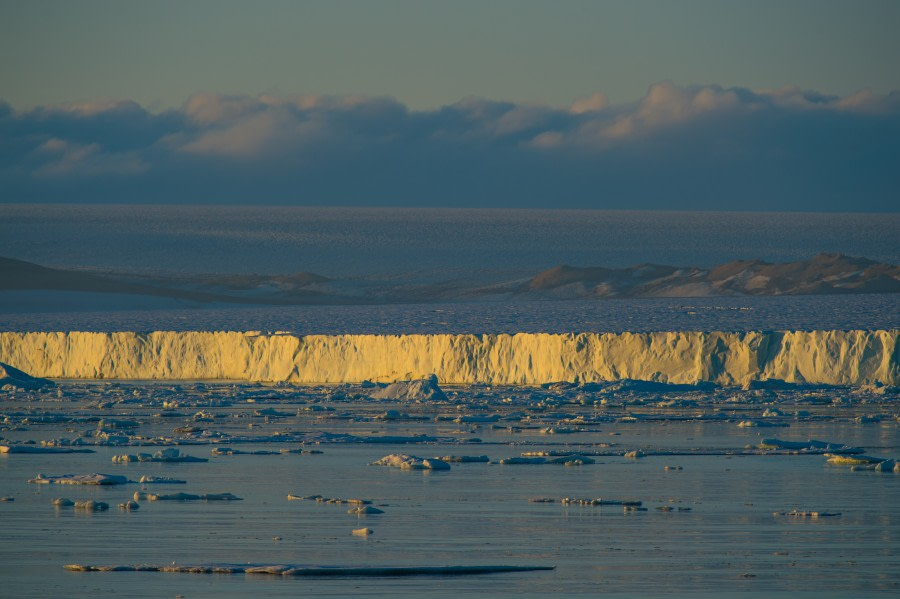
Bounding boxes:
1 253 897 307
523 254 900 299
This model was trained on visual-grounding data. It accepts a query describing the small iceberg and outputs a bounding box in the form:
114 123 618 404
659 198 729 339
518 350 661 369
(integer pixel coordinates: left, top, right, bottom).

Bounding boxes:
112 448 207 463
74 500 109 511
774 510 841 519
63 563 555 576
369 375 447 402
138 476 187 484
372 454 451 471
29 473 129 485
0 362 54 391
134 491 242 501
348 505 384 515
757 439 862 454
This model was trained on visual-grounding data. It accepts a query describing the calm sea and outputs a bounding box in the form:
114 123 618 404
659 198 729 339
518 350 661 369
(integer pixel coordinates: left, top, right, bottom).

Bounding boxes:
1 205 898 597
1 205 898 279
1 392 898 599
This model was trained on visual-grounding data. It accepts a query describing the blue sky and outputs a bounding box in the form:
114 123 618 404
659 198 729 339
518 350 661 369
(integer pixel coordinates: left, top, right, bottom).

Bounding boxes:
1 0 898 210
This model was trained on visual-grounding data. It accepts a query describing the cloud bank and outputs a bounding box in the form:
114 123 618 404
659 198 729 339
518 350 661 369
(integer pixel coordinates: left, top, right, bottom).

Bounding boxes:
1 83 898 210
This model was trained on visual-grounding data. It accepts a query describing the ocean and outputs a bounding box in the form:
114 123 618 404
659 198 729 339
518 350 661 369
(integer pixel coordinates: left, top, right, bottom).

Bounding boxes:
2 205 898 278
1 204 897 597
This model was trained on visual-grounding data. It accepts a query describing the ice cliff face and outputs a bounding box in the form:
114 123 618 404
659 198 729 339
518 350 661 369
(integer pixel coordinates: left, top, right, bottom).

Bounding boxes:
0 330 896 387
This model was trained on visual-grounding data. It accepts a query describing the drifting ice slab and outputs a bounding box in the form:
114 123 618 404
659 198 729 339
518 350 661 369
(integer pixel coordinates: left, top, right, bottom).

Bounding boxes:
63 563 554 576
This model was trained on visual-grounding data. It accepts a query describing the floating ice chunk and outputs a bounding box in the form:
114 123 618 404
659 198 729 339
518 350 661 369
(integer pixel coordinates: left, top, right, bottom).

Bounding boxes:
499 457 547 465
758 439 861 454
421 458 450 470
372 454 451 471
825 454 884 466
436 455 490 463
74 500 109 511
52 497 75 507
370 375 447 401
29 473 129 485
287 494 373 505
137 492 242 501
348 505 384 515
454 414 499 423
376 410 406 420
873 460 897 472
855 415 881 423
0 445 94 454
540 427 579 434
0 362 54 391
113 449 206 463
139 476 186 484
253 408 292 417
774 510 841 519
154 448 208 462
352 528 373 536
738 420 788 428
63 563 555 576
547 455 594 465
118 500 140 510
500 452 594 466
211 447 279 456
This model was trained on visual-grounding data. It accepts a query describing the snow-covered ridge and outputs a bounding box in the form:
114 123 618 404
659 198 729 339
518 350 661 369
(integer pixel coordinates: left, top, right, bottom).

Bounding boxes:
0 330 896 386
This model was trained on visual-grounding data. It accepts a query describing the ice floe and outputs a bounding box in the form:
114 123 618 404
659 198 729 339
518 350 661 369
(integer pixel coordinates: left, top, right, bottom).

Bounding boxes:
138 476 186 484
63 563 555 576
0 361 54 391
29 473 129 485
372 454 451 470
74 500 109 511
370 375 447 401
133 491 242 501
348 505 384 515
112 449 207 463
774 510 841 519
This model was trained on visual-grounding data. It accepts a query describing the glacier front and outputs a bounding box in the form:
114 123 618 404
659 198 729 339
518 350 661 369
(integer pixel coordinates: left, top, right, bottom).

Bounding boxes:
0 330 896 387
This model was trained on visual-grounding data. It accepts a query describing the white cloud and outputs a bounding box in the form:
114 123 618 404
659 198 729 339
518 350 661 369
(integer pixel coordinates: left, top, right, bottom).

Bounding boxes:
182 93 262 126
49 99 143 117
32 138 148 178
570 92 609 114
3 83 897 210
179 109 311 158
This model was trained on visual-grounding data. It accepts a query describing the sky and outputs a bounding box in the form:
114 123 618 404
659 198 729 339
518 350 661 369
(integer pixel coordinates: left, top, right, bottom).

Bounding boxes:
1 0 899 210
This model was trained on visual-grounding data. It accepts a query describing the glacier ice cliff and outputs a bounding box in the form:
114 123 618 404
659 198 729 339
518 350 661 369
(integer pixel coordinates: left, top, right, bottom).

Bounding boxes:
0 330 896 387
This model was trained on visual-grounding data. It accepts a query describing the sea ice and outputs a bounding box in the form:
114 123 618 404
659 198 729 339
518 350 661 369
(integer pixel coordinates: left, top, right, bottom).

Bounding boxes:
112 448 207 463
370 375 447 401
348 505 384 515
372 454 451 470
29 473 129 485
62 563 555 576
138 476 186 484
0 361 54 391
74 500 109 511
135 492 242 501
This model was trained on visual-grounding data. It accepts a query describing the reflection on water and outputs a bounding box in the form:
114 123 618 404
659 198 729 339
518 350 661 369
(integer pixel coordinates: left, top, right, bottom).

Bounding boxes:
2 205 898 277
2 294 897 333
1 384 897 598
